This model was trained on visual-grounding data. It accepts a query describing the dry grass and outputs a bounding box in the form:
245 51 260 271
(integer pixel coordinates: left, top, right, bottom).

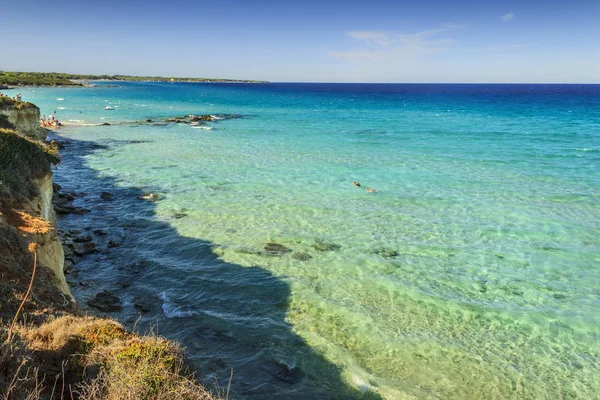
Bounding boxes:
0 316 219 400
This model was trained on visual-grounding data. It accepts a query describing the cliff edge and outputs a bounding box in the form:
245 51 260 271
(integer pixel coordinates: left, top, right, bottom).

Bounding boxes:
0 97 47 140
0 103 217 399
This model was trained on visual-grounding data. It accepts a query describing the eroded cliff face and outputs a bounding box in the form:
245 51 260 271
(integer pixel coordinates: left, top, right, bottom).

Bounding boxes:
0 104 46 140
29 175 71 298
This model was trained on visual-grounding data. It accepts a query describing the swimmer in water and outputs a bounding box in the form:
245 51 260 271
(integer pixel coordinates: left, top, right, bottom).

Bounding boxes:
366 187 380 193
353 181 361 187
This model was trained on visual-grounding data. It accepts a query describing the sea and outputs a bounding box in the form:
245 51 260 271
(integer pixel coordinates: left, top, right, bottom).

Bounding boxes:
5 82 600 399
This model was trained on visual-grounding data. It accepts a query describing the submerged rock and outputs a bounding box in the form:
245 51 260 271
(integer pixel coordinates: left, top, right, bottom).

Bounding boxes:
292 252 313 261
373 248 399 258
72 242 96 256
116 279 131 288
54 205 91 215
264 243 292 256
173 210 188 219
235 248 263 256
263 360 303 384
133 296 153 313
100 191 114 201
87 290 122 312
73 234 93 243
107 239 121 248
313 240 341 252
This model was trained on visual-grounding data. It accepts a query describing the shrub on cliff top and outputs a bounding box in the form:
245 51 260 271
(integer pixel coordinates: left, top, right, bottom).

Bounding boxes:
0 128 60 206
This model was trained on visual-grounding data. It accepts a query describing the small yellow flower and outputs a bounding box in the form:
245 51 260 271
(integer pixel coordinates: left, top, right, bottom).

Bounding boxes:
28 243 38 253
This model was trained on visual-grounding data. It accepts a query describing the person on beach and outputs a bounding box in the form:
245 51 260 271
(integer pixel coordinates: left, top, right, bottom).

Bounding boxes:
16 93 21 101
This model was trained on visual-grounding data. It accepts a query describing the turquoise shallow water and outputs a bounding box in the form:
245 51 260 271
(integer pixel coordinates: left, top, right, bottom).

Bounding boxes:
7 83 600 398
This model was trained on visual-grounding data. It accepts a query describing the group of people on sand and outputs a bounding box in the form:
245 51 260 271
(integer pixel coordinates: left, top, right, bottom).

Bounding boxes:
353 181 379 193
40 111 62 128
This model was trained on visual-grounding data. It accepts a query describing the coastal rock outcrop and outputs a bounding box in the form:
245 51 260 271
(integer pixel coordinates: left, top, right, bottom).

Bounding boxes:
0 98 47 140
0 127 71 299
87 290 122 312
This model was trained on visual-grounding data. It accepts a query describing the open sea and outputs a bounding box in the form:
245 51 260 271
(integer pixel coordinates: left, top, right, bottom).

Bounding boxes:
6 82 600 399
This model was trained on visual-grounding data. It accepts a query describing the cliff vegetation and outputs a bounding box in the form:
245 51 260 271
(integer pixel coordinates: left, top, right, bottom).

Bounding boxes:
0 104 219 399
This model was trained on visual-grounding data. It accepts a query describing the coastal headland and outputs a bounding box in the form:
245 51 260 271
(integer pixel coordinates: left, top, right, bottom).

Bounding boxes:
0 97 219 399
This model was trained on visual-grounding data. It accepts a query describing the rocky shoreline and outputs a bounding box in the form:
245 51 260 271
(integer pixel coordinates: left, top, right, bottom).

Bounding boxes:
0 99 217 399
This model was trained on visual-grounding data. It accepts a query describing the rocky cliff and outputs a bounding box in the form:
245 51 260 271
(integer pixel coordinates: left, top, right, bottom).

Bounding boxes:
0 126 69 299
29 175 71 297
0 97 46 140
0 101 215 400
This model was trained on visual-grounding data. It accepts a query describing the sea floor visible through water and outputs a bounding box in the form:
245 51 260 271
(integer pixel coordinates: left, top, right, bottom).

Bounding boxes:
6 82 600 399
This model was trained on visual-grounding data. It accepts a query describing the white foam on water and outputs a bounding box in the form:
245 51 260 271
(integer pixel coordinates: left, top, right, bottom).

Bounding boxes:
160 291 198 318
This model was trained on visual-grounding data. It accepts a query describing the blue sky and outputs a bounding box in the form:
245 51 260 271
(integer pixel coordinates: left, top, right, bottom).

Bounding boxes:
1 0 598 82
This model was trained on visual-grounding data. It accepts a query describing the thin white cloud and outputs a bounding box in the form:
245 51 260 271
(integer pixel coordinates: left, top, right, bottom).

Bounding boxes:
346 31 392 47
330 24 462 62
501 13 515 22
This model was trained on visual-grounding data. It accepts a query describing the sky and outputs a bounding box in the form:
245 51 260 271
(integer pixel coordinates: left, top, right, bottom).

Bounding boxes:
1 0 599 83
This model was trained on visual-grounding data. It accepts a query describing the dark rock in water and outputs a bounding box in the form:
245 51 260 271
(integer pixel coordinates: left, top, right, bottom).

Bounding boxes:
263 360 303 384
264 243 292 256
53 196 70 206
107 240 121 248
87 290 122 312
55 140 71 150
373 248 399 258
173 211 188 219
133 297 152 313
52 183 62 192
54 193 71 202
73 234 93 243
92 229 108 236
100 122 111 126
116 279 131 288
54 205 91 215
73 242 96 256
163 113 242 125
100 191 114 201
313 240 341 252
292 252 313 261
121 259 152 274
146 119 152 123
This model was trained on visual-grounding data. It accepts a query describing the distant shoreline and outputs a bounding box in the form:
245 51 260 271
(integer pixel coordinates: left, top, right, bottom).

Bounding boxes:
0 71 268 88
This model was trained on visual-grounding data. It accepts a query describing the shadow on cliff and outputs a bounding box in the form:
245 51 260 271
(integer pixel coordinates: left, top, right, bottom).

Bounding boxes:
51 132 382 400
